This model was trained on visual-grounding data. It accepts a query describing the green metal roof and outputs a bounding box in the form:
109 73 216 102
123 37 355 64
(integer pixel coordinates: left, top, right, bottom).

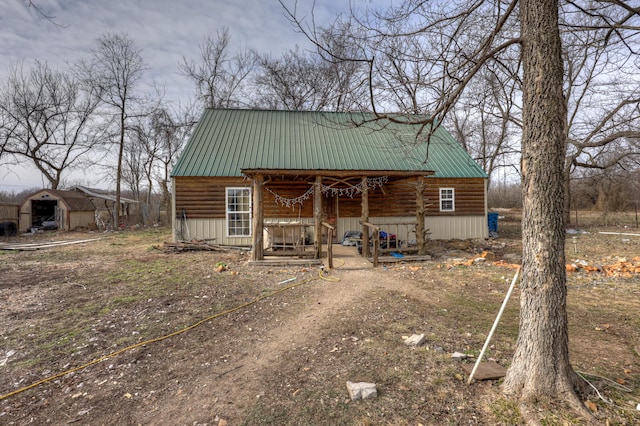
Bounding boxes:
171 109 487 179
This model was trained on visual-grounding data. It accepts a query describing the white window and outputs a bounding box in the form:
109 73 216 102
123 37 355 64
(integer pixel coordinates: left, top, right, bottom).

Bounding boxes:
226 187 252 237
439 188 455 212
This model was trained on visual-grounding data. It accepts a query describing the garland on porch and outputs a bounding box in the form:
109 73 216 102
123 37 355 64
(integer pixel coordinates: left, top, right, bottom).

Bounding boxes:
265 176 388 208
265 186 315 209
321 176 388 198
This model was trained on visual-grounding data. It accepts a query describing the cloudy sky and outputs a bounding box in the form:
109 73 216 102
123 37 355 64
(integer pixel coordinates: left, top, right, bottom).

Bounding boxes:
0 0 384 192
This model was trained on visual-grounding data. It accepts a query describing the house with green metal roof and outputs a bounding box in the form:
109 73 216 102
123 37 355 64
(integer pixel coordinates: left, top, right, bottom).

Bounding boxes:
171 109 488 260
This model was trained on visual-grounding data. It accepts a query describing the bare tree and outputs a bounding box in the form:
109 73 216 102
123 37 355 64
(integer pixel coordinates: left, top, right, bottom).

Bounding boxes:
122 126 148 202
252 20 368 112
571 147 640 213
283 0 639 420
127 104 196 221
448 65 522 190
152 104 196 212
253 46 367 111
20 0 66 27
77 32 146 228
0 61 104 189
179 28 255 109
561 5 640 221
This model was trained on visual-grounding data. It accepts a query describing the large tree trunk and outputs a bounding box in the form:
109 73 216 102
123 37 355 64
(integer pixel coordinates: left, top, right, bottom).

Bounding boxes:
502 0 589 417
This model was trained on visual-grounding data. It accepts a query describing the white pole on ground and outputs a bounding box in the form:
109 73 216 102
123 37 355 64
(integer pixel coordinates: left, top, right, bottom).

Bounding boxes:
467 266 520 385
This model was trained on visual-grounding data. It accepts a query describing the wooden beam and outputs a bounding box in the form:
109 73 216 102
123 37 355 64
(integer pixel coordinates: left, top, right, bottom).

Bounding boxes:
251 174 264 261
361 176 370 258
314 175 322 259
242 169 435 178
415 176 426 255
262 250 315 257
322 221 335 269
372 227 380 267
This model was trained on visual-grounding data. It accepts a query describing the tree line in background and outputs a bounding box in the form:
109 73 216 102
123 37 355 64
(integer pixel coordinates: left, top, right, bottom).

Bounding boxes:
1 4 640 224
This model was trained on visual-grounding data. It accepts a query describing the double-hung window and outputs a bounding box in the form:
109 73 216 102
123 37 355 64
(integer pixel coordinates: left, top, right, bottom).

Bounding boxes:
226 187 251 236
439 188 455 212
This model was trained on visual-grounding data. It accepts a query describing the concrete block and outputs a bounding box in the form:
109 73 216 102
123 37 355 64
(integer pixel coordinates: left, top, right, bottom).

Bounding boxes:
404 334 426 347
346 381 377 400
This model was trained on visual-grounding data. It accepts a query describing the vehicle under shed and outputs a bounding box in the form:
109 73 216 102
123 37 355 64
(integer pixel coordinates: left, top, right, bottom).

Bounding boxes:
19 189 97 232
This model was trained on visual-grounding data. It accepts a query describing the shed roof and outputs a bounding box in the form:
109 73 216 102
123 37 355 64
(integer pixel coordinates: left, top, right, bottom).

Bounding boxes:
171 109 487 179
73 186 139 204
26 190 96 211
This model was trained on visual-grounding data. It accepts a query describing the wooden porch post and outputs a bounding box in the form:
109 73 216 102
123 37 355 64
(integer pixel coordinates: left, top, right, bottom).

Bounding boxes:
361 176 370 258
251 174 264 261
313 175 323 259
415 176 426 255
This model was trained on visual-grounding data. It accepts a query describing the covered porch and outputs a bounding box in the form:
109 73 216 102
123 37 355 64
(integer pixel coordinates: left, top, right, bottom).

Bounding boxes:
243 169 435 266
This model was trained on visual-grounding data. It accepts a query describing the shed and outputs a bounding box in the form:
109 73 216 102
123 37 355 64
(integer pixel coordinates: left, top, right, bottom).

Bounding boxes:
73 185 140 228
0 202 20 235
0 202 19 225
19 189 97 232
171 109 488 261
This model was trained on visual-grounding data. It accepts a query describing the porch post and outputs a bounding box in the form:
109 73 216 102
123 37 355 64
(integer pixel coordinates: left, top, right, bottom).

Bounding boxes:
251 174 264 261
361 176 370 258
313 175 323 259
415 176 426 255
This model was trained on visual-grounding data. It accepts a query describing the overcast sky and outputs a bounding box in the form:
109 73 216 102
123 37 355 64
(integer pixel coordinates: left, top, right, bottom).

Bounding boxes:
0 0 385 192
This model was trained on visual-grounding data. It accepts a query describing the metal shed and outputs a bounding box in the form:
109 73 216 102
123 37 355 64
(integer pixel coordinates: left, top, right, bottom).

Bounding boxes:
19 189 97 232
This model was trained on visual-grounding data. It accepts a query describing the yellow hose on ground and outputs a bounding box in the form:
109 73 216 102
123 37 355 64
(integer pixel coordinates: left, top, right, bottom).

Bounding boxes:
318 258 344 282
0 275 317 402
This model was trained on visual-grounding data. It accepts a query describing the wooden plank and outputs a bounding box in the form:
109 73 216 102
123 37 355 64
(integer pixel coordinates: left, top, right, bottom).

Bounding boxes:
0 238 101 251
372 228 379 267
415 176 426 255
361 176 370 258
251 174 264 261
322 221 335 269
462 361 507 381
314 175 322 259
262 250 314 257
247 259 323 266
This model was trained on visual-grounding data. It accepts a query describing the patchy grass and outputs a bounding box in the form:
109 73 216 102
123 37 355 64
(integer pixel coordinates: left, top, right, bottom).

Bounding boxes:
0 219 639 425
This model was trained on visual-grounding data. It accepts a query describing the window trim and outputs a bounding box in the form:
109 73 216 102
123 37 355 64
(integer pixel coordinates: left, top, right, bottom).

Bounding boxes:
439 187 455 212
225 187 252 237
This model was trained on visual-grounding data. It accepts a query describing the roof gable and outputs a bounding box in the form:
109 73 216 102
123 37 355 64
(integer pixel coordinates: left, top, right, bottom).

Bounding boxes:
171 109 487 179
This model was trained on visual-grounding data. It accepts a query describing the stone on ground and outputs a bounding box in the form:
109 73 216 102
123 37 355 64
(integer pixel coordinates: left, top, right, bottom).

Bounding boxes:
404 334 426 347
451 351 468 360
346 381 377 400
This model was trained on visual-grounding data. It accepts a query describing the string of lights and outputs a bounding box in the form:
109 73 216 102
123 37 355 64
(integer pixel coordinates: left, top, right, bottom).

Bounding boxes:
265 176 389 208
265 186 315 209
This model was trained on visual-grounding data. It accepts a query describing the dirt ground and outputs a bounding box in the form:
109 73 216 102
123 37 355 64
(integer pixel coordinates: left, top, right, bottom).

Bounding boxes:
1 215 639 425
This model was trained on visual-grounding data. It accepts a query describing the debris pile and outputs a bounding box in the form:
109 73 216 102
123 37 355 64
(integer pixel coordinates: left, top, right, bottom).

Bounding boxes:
566 256 640 277
447 252 640 278
161 240 226 253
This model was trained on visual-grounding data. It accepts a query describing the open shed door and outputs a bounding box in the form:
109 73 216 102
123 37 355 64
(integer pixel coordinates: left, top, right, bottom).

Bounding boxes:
30 199 58 228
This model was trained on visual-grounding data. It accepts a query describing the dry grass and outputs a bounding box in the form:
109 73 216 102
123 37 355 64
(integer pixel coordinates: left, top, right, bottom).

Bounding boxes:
0 217 638 425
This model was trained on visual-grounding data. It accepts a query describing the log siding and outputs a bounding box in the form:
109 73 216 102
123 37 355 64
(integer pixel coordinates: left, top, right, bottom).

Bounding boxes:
175 176 485 220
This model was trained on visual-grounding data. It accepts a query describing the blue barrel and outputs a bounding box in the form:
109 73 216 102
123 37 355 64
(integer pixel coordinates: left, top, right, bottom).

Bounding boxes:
488 212 499 233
